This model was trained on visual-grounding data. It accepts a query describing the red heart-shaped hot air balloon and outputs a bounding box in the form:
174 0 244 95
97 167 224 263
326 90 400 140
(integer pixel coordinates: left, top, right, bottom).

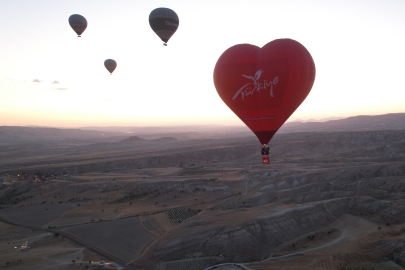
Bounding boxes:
214 39 316 145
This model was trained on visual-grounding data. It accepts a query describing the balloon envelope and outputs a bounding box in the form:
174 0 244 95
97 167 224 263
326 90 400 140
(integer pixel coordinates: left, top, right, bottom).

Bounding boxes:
69 14 87 37
149 8 179 45
213 39 316 145
104 59 117 74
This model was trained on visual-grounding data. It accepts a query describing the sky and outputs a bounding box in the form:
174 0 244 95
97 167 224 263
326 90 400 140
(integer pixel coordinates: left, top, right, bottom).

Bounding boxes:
0 0 405 127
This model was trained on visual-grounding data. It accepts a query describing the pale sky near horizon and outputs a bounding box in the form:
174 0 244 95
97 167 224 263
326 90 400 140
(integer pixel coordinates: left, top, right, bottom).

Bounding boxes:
1 0 404 127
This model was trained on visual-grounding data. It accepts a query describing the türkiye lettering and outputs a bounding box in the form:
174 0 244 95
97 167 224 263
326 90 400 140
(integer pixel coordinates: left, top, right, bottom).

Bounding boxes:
166 21 178 27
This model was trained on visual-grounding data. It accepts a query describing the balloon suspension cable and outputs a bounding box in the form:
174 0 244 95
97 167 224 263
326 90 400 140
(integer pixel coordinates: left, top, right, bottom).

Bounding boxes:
163 43 167 46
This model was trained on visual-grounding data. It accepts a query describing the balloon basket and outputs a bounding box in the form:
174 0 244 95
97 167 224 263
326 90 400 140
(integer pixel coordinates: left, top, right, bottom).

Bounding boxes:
262 155 270 165
163 43 167 46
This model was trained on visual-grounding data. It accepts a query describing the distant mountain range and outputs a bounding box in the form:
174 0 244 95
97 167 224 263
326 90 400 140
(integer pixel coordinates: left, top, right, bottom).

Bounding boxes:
278 113 405 133
0 113 403 145
0 126 123 145
80 113 405 135
78 125 240 134
290 116 344 123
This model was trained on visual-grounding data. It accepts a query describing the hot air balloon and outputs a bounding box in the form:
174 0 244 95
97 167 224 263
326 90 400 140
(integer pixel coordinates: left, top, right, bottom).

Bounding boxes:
149 8 179 46
104 59 117 75
213 39 316 164
69 14 87 37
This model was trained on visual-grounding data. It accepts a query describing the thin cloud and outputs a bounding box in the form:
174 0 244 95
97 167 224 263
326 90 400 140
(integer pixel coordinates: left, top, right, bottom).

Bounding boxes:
32 79 41 83
51 80 60 84
54 88 68 91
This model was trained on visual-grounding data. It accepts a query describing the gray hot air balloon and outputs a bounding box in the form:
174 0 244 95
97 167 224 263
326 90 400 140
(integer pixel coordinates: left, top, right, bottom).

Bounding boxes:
104 59 117 75
149 8 179 46
69 14 87 37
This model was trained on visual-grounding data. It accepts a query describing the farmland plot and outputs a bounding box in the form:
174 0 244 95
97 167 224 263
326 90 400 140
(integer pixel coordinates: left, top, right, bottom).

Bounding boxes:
142 218 159 231
0 203 78 227
165 258 219 270
215 265 244 269
334 253 403 270
61 217 155 262
0 221 97 270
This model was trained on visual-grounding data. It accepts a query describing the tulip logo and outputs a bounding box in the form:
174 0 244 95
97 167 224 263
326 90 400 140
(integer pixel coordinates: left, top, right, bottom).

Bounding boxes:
232 69 279 101
242 69 264 86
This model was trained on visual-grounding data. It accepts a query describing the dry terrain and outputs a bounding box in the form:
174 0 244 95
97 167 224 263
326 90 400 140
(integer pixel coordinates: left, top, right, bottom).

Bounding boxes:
0 221 110 269
1 117 405 269
61 217 155 262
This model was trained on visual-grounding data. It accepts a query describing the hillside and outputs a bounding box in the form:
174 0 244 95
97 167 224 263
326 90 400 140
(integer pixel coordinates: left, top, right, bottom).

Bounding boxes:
118 136 147 143
279 113 405 133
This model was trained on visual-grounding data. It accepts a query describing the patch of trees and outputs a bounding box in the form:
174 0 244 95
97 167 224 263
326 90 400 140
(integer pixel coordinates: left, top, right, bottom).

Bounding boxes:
5 260 23 266
111 192 146 204
0 188 31 205
165 208 202 225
